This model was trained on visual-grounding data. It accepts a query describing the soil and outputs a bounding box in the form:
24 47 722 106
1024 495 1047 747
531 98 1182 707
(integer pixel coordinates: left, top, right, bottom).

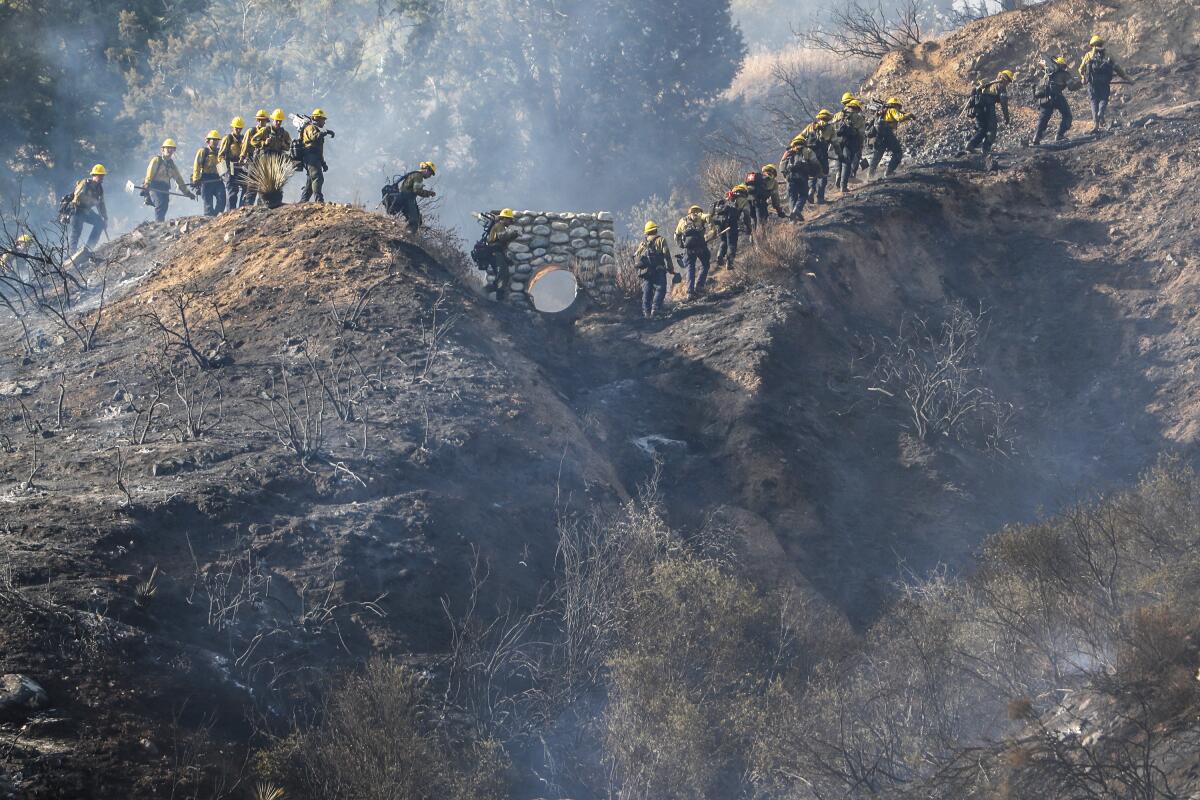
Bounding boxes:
2 0 1199 794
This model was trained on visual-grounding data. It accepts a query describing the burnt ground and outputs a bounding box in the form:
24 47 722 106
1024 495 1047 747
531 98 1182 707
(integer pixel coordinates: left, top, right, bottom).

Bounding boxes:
2 17 1200 796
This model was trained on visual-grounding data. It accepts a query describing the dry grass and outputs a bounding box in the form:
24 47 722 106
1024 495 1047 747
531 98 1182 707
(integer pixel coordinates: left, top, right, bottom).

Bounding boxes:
730 221 806 282
698 158 745 204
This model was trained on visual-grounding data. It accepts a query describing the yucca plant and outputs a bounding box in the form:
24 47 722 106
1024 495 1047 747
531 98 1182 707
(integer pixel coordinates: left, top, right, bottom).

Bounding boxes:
254 783 284 800
134 565 158 608
244 154 295 207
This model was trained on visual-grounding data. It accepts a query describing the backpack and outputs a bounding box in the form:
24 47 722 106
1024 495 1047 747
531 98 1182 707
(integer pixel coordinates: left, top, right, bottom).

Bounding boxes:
381 175 403 214
680 216 706 250
288 134 306 168
745 171 768 200
470 213 500 270
57 192 75 222
1086 53 1115 84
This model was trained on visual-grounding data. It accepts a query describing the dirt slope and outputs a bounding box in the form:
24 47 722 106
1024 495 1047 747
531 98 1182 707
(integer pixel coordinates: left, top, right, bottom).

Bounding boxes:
2 0 1200 792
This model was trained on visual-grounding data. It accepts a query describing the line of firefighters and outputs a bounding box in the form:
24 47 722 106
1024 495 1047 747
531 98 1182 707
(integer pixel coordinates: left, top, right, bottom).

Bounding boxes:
627 34 1133 318
60 108 335 252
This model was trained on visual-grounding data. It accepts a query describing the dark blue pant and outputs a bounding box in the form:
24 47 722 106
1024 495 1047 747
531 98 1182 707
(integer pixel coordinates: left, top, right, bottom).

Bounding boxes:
1035 95 1072 142
301 159 324 203
787 179 808 218
869 127 903 177
148 180 171 221
1089 83 1111 128
641 271 667 316
716 227 740 268
810 148 829 202
70 208 105 250
199 179 225 216
684 247 710 296
226 168 244 209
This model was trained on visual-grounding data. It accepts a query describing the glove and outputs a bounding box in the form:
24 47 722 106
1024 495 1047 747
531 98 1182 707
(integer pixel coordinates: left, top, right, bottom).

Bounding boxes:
326 130 336 138
185 191 196 200
321 160 329 172
777 210 787 219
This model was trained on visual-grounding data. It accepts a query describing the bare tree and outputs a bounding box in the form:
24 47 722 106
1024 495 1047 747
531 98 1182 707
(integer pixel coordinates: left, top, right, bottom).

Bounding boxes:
800 0 923 60
139 285 229 370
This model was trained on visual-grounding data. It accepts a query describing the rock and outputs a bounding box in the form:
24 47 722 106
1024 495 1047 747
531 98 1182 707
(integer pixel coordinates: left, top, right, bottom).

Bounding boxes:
600 254 615 265
531 225 551 236
576 249 597 259
513 253 532 262
511 282 526 292
0 675 49 721
571 238 587 249
599 230 616 240
534 216 548 224
597 211 613 221
600 245 615 255
550 221 570 231
549 232 570 244
532 247 547 256
516 234 533 244
508 242 530 254
0 381 38 398
569 226 589 238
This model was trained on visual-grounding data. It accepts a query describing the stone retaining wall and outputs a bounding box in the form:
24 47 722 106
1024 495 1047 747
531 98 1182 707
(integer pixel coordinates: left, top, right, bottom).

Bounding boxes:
492 211 616 307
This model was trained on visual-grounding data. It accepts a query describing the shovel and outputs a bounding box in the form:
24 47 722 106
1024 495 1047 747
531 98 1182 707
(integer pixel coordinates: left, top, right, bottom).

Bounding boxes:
124 180 195 200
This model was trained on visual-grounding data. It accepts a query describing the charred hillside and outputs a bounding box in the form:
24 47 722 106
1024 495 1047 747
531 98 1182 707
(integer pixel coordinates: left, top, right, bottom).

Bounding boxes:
2 0 1200 796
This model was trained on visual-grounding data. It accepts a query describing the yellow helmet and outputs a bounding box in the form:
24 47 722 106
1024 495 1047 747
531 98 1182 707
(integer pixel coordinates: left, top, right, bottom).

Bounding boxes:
419 161 437 175
997 69 1015 82
206 130 221 140
1053 56 1068 66
16 234 33 244
817 108 833 120
255 109 268 120
688 204 702 214
762 164 777 175
311 108 327 119
733 183 748 193
847 99 863 109
1089 34 1104 47
886 97 903 108
790 135 805 146
498 208 515 219
161 138 177 149
90 164 107 176
843 91 857 103
270 108 285 122
644 221 658 234
231 116 245 129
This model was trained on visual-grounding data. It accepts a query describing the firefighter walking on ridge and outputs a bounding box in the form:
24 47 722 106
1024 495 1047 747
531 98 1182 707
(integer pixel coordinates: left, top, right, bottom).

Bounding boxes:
780 135 819 220
395 162 437 234
1079 35 1132 132
833 94 866 192
714 184 752 271
1033 56 1077 144
218 117 246 209
869 98 912 178
802 109 837 204
193 131 226 216
144 139 194 221
481 208 520 301
674 205 712 299
634 221 676 318
66 164 108 251
964 70 1014 155
299 109 331 203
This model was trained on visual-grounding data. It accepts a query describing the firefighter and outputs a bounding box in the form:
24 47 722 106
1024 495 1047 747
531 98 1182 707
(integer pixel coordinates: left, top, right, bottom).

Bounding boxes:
833 98 867 192
674 205 712 298
760 165 787 221
483 208 521 301
218 117 246 209
67 165 108 251
634 221 676 318
253 108 292 156
299 109 331 203
239 110 270 206
714 184 752 271
1079 35 1132 132
1 233 34 278
868 98 913 178
802 109 837 204
396 161 437 233
780 135 819 220
1033 56 1077 145
965 70 1014 154
144 139 194 222
193 131 226 216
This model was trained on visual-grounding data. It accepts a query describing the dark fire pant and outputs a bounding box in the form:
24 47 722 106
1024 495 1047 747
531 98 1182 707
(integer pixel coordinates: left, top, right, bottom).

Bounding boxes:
148 180 171 222
869 127 903 177
641 270 667 316
967 107 999 153
1034 94 1072 142
199 178 226 216
810 147 830 202
1089 83 1112 128
398 192 421 233
301 159 325 203
787 178 808 218
226 167 245 208
70 208 105 251
683 247 711 296
716 227 740 268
